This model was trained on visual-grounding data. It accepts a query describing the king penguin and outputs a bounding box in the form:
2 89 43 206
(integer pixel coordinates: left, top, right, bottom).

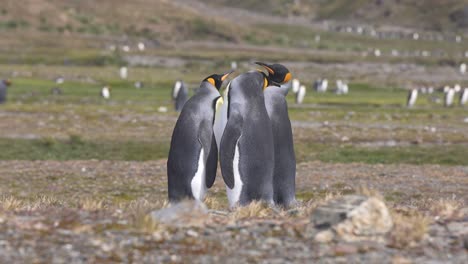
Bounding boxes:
0 79 12 104
167 71 233 202
219 62 290 208
172 80 189 112
261 63 296 208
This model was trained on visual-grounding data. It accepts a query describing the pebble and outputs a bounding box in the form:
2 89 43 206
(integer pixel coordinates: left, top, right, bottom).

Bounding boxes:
315 230 334 243
186 229 198 238
333 244 358 256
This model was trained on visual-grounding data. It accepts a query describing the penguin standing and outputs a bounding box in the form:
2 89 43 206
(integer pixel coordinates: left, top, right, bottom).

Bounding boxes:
296 84 306 104
167 72 232 202
119 67 128 79
0 79 12 104
220 62 291 208
459 87 468 106
407 88 418 107
172 80 189 112
101 86 111 99
318 79 328 92
291 78 300 94
445 88 455 107
263 64 296 208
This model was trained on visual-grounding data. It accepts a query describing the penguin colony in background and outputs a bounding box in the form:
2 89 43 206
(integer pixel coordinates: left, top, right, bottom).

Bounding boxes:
0 79 12 104
405 83 468 108
167 62 295 208
172 80 189 112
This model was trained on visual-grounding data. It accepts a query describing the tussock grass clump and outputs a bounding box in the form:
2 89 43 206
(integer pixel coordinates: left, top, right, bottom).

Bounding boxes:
388 209 430 249
428 198 464 220
0 195 62 211
126 198 169 233
79 198 106 211
0 196 23 211
204 197 226 211
231 201 273 220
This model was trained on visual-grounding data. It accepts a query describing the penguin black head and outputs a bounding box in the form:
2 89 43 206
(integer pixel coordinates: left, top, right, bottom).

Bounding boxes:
255 62 291 87
203 71 234 90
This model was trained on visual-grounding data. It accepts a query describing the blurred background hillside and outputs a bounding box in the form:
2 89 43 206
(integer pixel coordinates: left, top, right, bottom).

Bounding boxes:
0 0 467 68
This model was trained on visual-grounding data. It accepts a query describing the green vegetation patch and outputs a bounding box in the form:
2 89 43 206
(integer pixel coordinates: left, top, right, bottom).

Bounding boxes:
0 136 169 161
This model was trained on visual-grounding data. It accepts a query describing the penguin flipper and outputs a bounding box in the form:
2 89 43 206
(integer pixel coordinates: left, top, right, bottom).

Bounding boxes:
205 133 218 188
220 112 243 189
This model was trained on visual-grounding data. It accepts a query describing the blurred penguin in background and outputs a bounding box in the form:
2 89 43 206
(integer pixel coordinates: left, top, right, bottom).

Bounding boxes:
407 88 418 108
172 80 189 112
444 87 455 107
459 87 468 106
291 78 300 94
101 86 111 99
119 66 128 79
296 84 306 104
0 79 12 104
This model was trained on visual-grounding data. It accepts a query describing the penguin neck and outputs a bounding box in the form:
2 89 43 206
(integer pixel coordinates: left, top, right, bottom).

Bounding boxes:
265 84 289 96
199 81 220 94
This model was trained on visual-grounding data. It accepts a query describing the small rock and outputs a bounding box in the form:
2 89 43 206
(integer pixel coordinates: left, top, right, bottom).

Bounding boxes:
186 229 198 237
333 243 358 256
314 230 334 243
446 221 468 236
150 200 208 227
310 195 393 242
264 237 282 246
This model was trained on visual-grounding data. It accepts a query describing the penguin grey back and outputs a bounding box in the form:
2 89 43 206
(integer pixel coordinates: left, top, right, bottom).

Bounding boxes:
264 86 296 207
220 71 275 207
167 81 220 202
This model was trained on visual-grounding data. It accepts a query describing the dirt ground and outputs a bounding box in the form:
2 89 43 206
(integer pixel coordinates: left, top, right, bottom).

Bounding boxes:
0 160 466 263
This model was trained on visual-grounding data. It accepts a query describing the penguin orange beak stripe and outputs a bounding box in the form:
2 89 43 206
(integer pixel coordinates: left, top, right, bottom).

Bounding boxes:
255 62 274 75
221 70 234 81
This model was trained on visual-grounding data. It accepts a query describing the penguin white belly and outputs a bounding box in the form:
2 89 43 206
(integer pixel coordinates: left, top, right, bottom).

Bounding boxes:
191 148 206 201
173 81 181 99
226 141 243 208
461 89 468 104
213 102 227 150
213 85 230 150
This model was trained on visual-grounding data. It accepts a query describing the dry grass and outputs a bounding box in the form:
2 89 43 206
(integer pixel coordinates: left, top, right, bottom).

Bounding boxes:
79 198 106 211
0 196 23 211
0 195 62 211
355 186 384 200
428 198 464 221
126 198 169 233
295 192 343 217
231 201 273 220
204 197 225 211
388 209 430 249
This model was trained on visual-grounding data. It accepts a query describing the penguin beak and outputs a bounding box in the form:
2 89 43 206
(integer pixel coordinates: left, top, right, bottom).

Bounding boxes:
221 70 234 81
255 62 274 75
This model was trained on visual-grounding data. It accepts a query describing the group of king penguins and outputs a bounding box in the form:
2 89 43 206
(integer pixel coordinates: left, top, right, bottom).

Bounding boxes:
167 62 297 208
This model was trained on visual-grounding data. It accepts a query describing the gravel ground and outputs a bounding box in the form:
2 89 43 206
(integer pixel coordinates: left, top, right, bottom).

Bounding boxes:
0 160 466 263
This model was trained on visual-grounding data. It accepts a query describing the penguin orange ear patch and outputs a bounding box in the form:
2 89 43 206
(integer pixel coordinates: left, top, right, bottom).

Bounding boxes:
207 78 215 86
283 72 292 83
